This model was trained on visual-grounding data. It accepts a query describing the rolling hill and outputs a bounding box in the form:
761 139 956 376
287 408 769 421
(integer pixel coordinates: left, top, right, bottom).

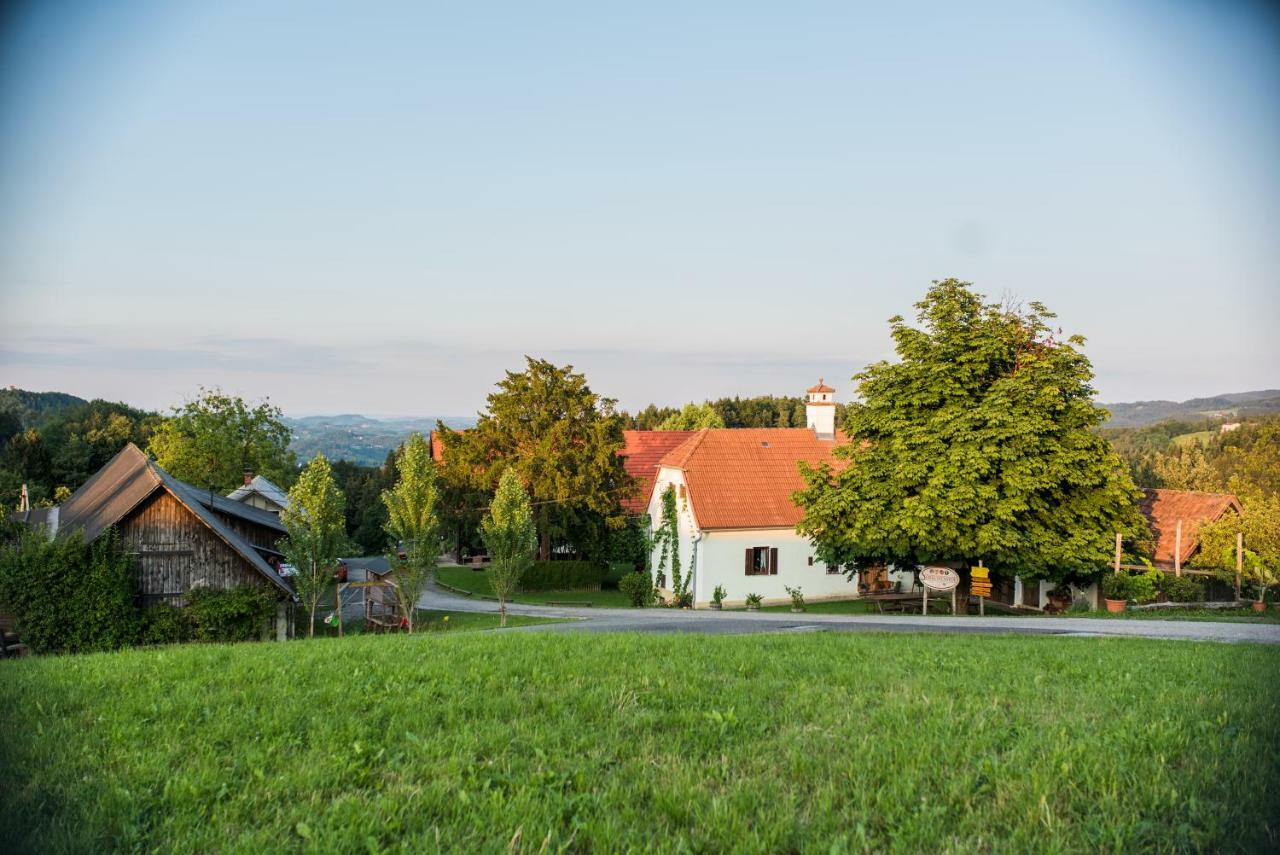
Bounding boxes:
1099 390 1280 428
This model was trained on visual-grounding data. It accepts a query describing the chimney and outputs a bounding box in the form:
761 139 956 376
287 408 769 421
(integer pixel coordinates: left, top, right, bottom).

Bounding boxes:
805 378 837 440
243 469 254 486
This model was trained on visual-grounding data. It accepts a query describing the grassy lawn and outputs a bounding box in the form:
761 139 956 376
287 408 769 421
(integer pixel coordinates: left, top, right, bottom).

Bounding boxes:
437 564 633 608
760 598 1280 624
1088 606 1280 624
3 633 1278 852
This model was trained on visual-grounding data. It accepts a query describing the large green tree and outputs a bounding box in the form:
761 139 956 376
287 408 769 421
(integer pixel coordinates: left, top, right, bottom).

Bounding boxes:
481 469 537 627
443 358 632 560
381 433 441 632
795 280 1147 606
281 454 346 638
148 388 295 492
657 402 726 431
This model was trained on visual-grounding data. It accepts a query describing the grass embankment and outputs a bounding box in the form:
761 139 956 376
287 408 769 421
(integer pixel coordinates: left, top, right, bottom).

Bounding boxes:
3 634 1278 852
763 598 1280 623
437 565 632 608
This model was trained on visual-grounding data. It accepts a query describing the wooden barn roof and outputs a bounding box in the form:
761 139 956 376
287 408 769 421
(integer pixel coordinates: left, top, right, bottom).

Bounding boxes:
51 444 293 596
1138 487 1240 565
657 428 846 530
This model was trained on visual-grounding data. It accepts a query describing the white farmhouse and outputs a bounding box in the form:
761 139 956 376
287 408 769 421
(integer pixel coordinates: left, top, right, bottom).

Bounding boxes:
226 471 291 515
645 381 859 607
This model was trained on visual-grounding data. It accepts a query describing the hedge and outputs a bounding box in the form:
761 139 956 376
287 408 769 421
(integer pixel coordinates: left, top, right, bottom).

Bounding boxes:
519 561 607 592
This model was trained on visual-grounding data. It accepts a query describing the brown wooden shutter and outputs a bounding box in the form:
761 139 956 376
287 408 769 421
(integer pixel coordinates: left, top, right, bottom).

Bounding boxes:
745 548 753 575
770 548 779 575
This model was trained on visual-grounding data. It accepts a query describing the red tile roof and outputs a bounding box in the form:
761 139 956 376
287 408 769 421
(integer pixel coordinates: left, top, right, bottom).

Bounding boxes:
429 430 447 464
807 378 835 394
657 428 846 529
1138 488 1240 565
618 430 697 513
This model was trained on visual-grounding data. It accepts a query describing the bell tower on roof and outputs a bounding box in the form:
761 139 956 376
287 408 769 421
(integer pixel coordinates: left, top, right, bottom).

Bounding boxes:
806 379 836 440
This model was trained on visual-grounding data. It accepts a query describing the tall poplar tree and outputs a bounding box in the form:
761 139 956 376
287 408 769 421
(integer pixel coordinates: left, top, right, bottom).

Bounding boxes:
381 433 441 632
795 280 1147 607
281 454 346 638
481 469 537 627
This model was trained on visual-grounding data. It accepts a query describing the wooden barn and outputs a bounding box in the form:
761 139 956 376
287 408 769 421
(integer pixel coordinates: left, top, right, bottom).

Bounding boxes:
15 443 296 637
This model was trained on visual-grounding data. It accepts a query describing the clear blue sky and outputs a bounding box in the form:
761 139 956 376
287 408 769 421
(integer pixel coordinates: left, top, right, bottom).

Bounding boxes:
1 0 1277 417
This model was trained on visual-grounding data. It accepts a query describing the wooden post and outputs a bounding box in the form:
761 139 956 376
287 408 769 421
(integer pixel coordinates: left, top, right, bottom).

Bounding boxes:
336 584 343 637
1174 520 1182 577
922 585 928 615
951 588 956 615
1236 532 1243 601
1114 532 1122 574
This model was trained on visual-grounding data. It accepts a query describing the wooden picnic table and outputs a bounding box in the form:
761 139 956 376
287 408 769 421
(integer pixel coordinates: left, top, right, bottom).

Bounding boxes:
863 591 951 614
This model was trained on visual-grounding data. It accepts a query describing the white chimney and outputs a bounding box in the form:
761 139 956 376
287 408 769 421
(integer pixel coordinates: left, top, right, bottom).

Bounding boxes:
806 379 836 439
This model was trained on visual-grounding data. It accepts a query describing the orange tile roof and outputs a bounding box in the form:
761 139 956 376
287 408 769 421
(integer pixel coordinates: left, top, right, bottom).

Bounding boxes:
657 428 846 529
618 430 697 513
807 378 835 394
429 430 447 464
1138 488 1240 565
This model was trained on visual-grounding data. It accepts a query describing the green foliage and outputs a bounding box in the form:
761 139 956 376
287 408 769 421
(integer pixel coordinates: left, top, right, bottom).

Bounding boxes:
282 454 347 637
148 387 295 492
653 485 681 592
330 456 395 555
0 526 138 654
618 571 656 607
744 592 763 607
1158 575 1205 603
1104 568 1160 604
784 585 806 610
1101 573 1130 601
628 395 849 431
1195 491 1280 602
1106 414 1280 497
711 585 726 606
481 469 537 626
381 433 441 632
139 604 192 645
3 633 1276 852
796 280 1148 587
442 358 632 560
184 586 276 642
520 560 607 591
657 402 726 430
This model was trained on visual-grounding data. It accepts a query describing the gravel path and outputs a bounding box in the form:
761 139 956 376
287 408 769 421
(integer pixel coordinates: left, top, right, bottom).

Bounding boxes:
343 558 1280 645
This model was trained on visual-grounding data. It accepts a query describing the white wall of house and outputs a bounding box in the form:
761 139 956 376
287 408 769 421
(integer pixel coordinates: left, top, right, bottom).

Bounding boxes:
696 528 858 606
646 468 700 596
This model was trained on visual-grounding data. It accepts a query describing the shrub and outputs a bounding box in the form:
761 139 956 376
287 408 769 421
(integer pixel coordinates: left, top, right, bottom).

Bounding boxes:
784 585 806 611
519 561 607 592
1128 568 1159 604
0 526 139 654
139 604 192 645
1159 575 1205 603
618 572 656 607
711 585 726 607
1102 573 1130 601
745 592 763 608
185 586 276 643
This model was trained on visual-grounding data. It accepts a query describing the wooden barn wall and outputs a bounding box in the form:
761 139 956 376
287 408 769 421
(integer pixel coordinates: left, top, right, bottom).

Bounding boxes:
216 512 285 556
119 491 268 606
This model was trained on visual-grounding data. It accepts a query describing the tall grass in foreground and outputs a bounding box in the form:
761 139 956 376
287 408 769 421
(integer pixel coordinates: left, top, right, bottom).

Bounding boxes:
2 632 1277 852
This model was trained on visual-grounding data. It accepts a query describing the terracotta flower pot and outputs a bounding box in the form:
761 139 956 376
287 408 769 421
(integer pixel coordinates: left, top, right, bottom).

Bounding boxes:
1252 600 1266 613
1104 598 1127 614
710 602 722 610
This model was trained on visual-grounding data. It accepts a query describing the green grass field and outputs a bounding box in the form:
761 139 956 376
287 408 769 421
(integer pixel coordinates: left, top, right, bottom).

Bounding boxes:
1172 429 1214 447
436 565 633 608
2 633 1277 852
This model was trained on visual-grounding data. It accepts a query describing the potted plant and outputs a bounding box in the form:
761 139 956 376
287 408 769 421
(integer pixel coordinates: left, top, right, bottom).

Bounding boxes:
745 592 763 611
1245 560 1277 613
784 585 806 613
1102 573 1129 613
710 585 726 610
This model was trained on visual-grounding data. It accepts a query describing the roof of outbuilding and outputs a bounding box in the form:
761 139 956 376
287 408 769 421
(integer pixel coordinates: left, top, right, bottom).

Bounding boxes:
51 444 293 596
226 474 290 510
807 379 835 394
1138 488 1240 565
618 430 698 514
657 428 846 530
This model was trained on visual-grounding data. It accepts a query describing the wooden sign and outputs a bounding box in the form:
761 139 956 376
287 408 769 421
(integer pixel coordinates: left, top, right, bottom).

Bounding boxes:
970 566 992 598
920 566 959 591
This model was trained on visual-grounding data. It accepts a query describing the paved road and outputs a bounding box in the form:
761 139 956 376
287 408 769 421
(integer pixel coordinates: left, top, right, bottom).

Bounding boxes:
343 558 1280 645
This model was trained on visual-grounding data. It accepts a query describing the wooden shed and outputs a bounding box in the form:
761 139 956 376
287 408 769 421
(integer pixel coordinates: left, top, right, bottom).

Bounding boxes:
15 444 296 637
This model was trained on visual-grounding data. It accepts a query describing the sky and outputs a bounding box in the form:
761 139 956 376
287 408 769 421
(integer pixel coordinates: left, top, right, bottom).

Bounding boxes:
1 1 1277 418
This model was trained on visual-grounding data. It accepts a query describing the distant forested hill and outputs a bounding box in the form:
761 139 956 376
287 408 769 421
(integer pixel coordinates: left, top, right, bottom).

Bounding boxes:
1099 390 1280 428
285 414 474 467
0 388 88 427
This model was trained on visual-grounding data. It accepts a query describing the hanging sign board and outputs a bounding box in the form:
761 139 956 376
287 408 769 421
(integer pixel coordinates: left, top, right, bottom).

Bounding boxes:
970 567 992 598
920 566 960 591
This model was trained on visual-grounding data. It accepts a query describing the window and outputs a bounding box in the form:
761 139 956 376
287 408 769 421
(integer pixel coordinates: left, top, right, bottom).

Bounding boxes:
744 546 778 576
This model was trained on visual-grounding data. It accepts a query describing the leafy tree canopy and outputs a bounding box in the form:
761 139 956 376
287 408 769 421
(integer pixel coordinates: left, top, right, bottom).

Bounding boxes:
481 468 537 626
795 279 1148 584
148 388 295 492
440 357 631 560
657 402 726 431
281 453 346 637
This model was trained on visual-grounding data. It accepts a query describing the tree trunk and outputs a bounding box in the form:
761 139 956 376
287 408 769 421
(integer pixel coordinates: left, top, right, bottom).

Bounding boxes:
954 564 972 615
308 600 317 638
499 600 507 628
538 506 551 561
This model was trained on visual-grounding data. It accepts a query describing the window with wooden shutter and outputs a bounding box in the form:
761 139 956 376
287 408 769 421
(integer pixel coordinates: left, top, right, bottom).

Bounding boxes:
769 547 779 575
745 548 752 575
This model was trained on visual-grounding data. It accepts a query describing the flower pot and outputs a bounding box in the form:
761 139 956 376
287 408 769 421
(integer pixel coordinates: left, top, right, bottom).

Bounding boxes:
1104 598 1126 614
790 607 804 613
709 602 722 610
746 605 760 612
1253 600 1266 613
